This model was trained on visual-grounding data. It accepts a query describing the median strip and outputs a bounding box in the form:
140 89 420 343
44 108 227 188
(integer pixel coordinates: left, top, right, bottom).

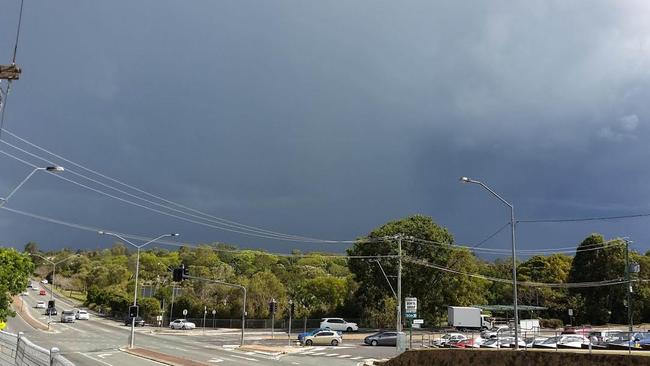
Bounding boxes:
122 347 211 366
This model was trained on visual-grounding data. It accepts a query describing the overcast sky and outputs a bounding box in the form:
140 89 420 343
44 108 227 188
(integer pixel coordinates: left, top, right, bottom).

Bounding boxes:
1 0 650 257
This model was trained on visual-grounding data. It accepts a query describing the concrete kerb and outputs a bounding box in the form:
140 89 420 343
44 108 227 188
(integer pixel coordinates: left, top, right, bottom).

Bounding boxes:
121 347 212 366
11 296 51 332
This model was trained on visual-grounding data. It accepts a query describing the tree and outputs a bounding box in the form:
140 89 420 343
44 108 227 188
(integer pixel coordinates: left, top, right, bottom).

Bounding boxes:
24 242 39 254
347 215 485 323
568 234 626 324
0 248 34 321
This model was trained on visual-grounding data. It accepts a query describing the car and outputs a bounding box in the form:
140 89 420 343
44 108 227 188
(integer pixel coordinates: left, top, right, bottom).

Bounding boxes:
432 333 466 347
20 292 29 296
61 310 76 323
35 301 46 309
480 338 501 348
319 318 358 332
481 325 511 339
125 316 146 326
45 307 57 316
41 279 48 284
534 335 588 349
450 337 482 348
39 289 46 296
170 319 196 330
298 328 342 341
76 310 90 320
302 330 342 346
364 331 397 346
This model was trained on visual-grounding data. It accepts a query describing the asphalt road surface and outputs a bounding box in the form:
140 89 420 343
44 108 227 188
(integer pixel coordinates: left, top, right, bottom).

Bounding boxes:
7 284 397 366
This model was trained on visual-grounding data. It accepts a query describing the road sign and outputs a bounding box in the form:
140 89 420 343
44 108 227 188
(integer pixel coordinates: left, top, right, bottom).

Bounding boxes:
568 308 573 316
212 310 216 315
405 313 416 319
183 309 188 316
413 319 424 324
405 297 417 315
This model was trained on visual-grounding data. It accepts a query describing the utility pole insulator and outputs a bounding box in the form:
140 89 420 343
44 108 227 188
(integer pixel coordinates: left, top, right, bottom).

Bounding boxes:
0 64 21 80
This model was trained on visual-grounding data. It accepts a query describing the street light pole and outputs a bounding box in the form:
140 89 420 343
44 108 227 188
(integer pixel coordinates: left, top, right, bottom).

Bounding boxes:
460 177 520 350
396 234 402 334
98 231 179 349
29 253 78 301
0 166 64 207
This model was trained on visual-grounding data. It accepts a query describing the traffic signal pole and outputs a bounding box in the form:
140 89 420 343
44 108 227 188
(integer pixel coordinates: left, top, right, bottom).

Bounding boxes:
180 273 247 346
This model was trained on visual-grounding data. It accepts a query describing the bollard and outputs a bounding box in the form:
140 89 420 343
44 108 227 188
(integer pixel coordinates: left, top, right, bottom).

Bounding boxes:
50 347 60 366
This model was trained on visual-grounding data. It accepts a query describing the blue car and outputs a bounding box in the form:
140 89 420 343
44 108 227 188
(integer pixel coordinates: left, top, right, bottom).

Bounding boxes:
297 328 342 341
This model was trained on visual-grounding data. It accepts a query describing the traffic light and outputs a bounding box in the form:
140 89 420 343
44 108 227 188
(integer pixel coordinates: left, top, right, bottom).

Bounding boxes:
173 265 189 282
268 300 277 314
290 302 295 317
47 300 55 309
129 305 139 318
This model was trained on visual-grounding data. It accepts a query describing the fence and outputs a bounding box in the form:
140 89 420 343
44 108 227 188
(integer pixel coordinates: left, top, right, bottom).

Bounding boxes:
422 327 650 353
0 331 74 366
147 316 362 331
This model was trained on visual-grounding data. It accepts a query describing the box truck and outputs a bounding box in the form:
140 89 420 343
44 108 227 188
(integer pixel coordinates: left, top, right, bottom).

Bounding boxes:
448 306 492 330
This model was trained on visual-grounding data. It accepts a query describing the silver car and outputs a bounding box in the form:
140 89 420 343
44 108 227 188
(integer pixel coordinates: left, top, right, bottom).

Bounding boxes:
61 310 75 323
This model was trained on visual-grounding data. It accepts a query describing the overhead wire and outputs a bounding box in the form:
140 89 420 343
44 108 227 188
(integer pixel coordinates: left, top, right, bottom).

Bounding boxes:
0 205 391 259
518 213 650 224
404 256 629 288
0 138 335 243
0 129 348 243
0 0 25 141
0 147 357 243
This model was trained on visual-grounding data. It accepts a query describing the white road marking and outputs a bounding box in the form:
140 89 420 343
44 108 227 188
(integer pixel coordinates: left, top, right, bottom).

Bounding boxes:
337 354 351 358
79 352 114 366
230 354 259 361
311 352 326 355
325 354 339 357
97 353 114 359
208 358 223 363
350 356 362 360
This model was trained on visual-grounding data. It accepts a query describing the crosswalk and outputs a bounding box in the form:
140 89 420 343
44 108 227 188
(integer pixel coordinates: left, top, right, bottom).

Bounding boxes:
289 346 387 362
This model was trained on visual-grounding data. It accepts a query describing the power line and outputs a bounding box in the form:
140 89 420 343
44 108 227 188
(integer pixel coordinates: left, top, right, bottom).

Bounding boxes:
518 213 650 224
404 256 628 288
12 0 25 64
0 129 350 243
0 205 390 259
0 138 334 243
0 147 356 244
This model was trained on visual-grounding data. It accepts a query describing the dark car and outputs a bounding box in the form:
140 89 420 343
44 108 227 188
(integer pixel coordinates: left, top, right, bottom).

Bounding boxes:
364 331 397 346
45 307 57 316
124 316 146 326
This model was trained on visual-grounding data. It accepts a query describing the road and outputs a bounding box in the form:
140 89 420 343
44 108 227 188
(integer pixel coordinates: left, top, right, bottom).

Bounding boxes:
7 283 397 366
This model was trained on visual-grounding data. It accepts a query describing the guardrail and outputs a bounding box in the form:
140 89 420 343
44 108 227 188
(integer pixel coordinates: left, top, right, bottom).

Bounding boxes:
0 331 75 366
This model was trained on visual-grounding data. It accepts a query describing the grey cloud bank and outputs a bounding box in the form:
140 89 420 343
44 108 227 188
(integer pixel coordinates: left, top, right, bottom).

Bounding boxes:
1 0 650 255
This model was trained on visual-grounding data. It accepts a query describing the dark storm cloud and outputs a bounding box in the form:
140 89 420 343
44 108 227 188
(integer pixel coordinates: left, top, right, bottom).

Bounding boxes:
1 1 650 255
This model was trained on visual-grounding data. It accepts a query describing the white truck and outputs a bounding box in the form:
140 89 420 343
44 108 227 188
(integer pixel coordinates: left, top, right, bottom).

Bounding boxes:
519 319 540 332
448 306 492 330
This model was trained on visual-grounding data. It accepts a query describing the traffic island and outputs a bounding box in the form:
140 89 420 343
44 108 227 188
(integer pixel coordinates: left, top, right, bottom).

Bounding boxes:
239 344 303 356
123 347 211 366
381 348 650 366
11 296 49 331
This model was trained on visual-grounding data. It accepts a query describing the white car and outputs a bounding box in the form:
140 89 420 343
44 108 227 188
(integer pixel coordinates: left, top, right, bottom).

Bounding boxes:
76 310 90 320
41 279 48 284
534 335 588 349
319 318 358 332
35 301 46 309
170 319 196 330
21 292 29 296
433 333 466 347
303 330 342 346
